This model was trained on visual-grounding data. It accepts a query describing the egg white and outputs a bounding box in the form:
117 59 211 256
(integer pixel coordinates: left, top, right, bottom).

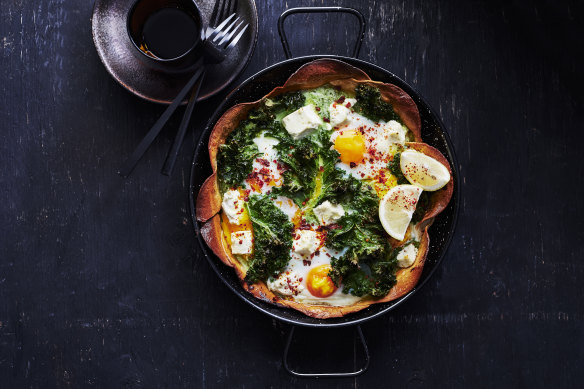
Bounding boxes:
271 195 299 221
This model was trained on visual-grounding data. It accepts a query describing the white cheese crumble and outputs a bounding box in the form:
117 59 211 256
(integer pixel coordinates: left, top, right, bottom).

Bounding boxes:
384 120 407 144
267 271 304 296
397 243 418 268
328 98 357 127
282 104 323 139
230 231 253 255
292 229 319 256
313 201 345 225
221 190 244 224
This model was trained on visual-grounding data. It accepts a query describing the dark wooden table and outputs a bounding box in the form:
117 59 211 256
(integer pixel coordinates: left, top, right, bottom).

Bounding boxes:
1 0 583 387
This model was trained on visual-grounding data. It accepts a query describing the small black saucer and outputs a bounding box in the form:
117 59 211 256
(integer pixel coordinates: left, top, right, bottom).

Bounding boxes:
92 0 258 104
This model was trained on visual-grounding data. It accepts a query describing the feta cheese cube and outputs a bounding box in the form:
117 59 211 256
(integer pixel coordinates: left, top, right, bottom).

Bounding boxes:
282 104 323 139
313 201 345 225
267 271 304 296
231 230 253 255
221 190 244 224
396 243 418 268
384 120 407 144
293 229 319 256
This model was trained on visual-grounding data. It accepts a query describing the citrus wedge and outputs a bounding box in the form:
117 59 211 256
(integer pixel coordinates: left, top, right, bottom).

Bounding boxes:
400 149 451 191
379 184 423 241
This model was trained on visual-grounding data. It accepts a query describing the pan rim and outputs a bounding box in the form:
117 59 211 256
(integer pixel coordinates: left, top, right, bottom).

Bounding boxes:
188 55 460 328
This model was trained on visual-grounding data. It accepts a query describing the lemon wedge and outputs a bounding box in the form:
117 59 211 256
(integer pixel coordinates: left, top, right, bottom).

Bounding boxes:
379 185 423 241
400 149 450 191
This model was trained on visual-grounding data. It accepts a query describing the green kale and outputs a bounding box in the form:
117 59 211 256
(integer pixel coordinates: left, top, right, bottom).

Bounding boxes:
247 105 276 128
353 84 399 123
329 241 399 298
265 91 306 118
325 182 399 297
217 120 261 192
388 152 409 185
326 183 382 255
244 195 294 284
275 136 319 198
272 128 344 207
217 95 298 192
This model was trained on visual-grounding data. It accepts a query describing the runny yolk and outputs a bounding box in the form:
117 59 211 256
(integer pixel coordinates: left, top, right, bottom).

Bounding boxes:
221 211 253 246
306 264 338 298
334 129 366 164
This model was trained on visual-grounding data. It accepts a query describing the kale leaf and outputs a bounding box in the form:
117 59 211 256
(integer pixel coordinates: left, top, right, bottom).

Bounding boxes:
217 120 261 192
388 152 410 185
217 91 307 192
353 84 399 123
244 195 294 284
266 91 306 118
329 239 399 298
339 244 399 297
326 182 399 297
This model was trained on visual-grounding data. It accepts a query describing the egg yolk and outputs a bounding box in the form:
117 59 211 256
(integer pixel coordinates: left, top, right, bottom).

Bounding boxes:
306 264 338 298
334 129 366 164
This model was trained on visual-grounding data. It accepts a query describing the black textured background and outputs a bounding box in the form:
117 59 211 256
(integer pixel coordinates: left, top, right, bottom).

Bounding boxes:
1 0 583 387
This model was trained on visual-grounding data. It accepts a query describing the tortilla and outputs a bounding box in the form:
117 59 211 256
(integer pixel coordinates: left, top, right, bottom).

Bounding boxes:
196 59 453 318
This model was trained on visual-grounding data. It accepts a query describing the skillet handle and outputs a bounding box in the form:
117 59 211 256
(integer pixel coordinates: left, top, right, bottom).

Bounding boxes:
283 325 370 378
278 7 366 59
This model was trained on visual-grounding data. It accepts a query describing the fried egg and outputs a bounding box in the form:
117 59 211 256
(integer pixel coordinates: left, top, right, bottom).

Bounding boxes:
330 105 408 197
269 245 362 306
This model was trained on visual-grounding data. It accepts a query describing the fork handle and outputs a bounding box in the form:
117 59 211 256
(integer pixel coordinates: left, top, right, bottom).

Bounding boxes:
118 62 203 177
278 7 366 59
161 69 206 176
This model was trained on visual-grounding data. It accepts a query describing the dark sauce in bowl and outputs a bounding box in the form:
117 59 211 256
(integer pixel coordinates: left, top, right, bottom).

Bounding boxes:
141 8 199 60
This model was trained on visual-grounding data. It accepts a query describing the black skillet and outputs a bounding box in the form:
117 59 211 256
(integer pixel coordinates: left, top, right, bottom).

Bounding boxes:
189 7 460 377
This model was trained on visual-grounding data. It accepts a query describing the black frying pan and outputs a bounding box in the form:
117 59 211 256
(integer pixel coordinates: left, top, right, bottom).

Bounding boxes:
188 7 459 377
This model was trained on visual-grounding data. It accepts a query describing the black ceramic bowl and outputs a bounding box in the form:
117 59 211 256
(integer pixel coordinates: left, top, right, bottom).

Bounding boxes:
127 0 204 72
189 56 460 328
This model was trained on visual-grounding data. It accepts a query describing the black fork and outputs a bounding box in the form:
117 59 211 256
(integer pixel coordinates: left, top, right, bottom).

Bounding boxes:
209 0 238 33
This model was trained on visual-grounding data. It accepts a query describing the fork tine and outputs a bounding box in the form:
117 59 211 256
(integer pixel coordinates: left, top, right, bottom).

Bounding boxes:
214 17 240 42
227 0 238 16
218 0 230 25
226 23 249 50
209 0 223 27
218 20 244 46
207 13 236 39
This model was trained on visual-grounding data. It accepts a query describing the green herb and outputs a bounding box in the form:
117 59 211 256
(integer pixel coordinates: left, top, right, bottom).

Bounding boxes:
326 183 399 297
217 91 306 192
265 91 306 119
217 120 260 192
330 240 399 298
353 84 399 123
244 195 294 284
388 152 409 185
